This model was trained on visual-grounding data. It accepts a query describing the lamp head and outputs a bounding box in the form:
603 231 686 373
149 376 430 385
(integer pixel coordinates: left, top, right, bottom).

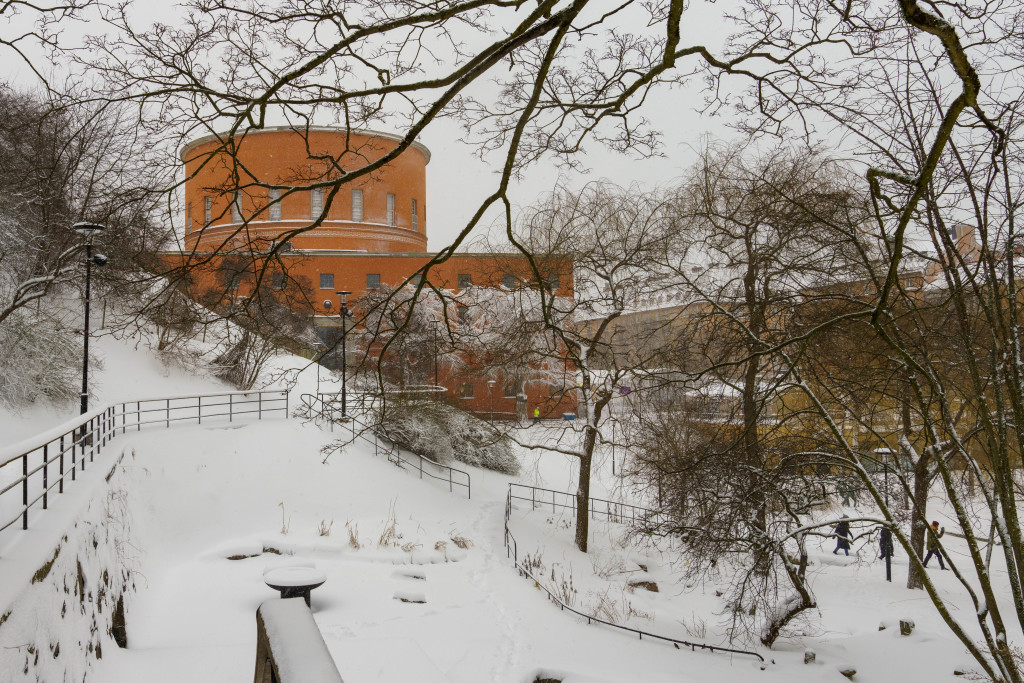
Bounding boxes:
336 290 352 304
90 254 108 267
323 299 333 310
73 222 105 239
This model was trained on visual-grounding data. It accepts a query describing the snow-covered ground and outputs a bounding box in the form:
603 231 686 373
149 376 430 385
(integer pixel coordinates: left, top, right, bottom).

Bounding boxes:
0 328 1003 682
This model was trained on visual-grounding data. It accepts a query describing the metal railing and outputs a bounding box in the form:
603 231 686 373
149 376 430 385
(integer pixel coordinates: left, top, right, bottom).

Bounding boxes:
503 484 764 663
299 393 471 498
0 390 288 543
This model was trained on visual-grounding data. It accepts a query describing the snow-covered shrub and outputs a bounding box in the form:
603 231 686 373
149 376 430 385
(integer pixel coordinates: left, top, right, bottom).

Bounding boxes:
375 401 454 463
445 408 519 474
0 308 86 409
374 401 519 474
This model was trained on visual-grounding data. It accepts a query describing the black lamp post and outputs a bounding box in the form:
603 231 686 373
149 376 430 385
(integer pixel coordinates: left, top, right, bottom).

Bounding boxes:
431 319 441 396
336 291 353 416
488 379 495 422
73 222 107 415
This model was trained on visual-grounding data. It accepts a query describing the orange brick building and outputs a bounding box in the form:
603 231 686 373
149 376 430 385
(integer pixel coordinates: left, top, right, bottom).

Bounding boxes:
176 126 575 417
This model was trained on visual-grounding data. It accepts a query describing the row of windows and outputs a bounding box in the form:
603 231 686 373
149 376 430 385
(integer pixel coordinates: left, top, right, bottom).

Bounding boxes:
190 189 419 229
456 381 556 399
317 272 560 292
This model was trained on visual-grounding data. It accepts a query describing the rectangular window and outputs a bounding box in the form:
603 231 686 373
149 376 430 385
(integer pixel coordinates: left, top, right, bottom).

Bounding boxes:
366 273 381 290
311 188 324 217
272 272 286 290
320 273 334 290
458 383 474 399
225 271 243 289
504 381 518 398
502 274 515 289
269 188 282 221
410 273 423 286
458 306 469 325
352 189 363 222
458 273 472 289
546 274 560 291
411 199 418 231
231 191 242 223
186 203 192 233
387 193 396 226
204 196 212 225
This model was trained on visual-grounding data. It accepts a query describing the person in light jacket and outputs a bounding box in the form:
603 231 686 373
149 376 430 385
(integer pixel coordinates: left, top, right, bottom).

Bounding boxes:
923 520 947 570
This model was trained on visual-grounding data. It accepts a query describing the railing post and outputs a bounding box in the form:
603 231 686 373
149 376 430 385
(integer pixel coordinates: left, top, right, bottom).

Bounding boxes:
42 444 48 509
230 393 234 422
259 392 263 419
22 453 28 530
90 417 96 462
121 403 126 435
137 401 141 431
59 435 65 494
71 431 77 482
167 399 170 428
198 396 202 425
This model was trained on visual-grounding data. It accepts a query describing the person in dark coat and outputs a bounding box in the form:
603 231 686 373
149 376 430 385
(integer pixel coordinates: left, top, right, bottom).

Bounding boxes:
923 520 947 569
833 516 852 556
879 527 894 559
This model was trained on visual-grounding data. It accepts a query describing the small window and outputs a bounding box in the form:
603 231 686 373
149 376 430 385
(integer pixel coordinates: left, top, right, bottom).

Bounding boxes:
504 382 518 398
225 271 243 289
272 272 286 290
458 383 474 399
410 273 423 286
186 203 192 233
320 273 334 289
204 196 212 225
366 273 381 290
458 306 469 325
311 188 324 217
352 189 363 222
269 188 282 221
502 274 515 289
387 193 396 226
231 191 242 223
411 199 418 231
458 273 472 289
546 274 559 291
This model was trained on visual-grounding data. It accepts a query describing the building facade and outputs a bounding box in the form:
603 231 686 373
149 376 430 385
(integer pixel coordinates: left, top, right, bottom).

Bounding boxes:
177 126 575 418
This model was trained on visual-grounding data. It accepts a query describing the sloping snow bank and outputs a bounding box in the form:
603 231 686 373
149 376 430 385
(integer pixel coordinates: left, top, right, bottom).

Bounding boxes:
0 451 136 682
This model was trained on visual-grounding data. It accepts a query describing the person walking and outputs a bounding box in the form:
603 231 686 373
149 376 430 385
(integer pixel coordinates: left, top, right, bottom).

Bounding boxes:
532 406 540 423
923 520 947 569
833 516 852 556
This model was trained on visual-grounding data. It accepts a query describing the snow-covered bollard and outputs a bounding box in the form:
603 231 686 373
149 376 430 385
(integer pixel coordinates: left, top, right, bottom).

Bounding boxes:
900 619 915 636
804 650 816 664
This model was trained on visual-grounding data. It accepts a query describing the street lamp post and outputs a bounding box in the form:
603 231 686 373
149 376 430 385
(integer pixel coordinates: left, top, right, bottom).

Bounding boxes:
336 291 353 416
73 223 107 416
431 319 441 398
488 379 495 422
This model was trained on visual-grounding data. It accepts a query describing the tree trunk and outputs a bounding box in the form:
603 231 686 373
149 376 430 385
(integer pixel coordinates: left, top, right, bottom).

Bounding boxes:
575 448 593 552
907 458 929 590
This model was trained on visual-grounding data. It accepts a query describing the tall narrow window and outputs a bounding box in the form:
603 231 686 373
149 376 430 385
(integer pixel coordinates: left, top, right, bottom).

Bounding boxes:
311 188 324 217
366 273 381 290
320 273 334 289
387 193 396 226
204 196 212 225
411 199 418 231
458 273 472 289
272 272 286 290
352 189 363 222
231 191 242 223
186 203 192 233
269 188 282 221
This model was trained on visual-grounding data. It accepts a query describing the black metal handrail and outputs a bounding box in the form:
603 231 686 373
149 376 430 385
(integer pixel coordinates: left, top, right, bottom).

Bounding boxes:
503 484 765 663
298 393 471 498
0 390 288 544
